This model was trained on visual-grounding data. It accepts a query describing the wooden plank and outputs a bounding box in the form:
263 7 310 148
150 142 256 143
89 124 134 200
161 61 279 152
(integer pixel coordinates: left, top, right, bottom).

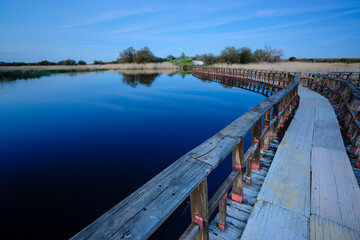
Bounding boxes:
294 107 316 122
313 122 344 151
209 232 227 240
240 200 309 240
315 106 337 121
280 118 314 152
226 202 252 223
209 217 242 240
71 156 212 240
257 145 311 216
213 213 247 232
311 146 360 232
313 98 332 109
227 199 253 214
299 97 315 108
310 215 360 240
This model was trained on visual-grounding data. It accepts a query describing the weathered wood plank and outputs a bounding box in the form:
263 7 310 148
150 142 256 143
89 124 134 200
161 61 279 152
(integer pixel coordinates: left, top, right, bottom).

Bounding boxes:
312 121 344 151
280 118 314 152
240 200 309 240
257 145 311 217
311 146 360 232
294 107 316 122
227 199 253 214
209 218 242 240
315 105 337 121
310 215 360 240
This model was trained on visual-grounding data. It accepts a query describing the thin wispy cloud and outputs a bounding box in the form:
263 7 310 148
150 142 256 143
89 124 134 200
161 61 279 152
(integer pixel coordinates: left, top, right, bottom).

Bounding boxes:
62 8 154 28
1 0 360 61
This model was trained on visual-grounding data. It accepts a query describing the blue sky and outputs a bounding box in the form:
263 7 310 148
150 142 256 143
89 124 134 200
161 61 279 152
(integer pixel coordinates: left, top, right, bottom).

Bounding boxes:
0 0 359 62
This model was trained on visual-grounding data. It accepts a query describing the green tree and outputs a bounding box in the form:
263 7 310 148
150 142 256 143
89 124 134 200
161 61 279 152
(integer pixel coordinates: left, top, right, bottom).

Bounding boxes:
219 46 239 64
64 59 77 65
94 60 104 64
239 47 253 64
167 54 176 60
118 46 136 63
134 47 156 63
289 57 296 62
179 52 187 59
78 60 86 65
253 49 266 62
199 53 217 65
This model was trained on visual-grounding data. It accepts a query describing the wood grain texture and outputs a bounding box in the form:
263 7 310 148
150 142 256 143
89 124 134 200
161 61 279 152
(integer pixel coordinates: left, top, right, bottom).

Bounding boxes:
241 200 309 240
310 215 360 240
257 145 311 217
311 147 360 232
280 118 314 152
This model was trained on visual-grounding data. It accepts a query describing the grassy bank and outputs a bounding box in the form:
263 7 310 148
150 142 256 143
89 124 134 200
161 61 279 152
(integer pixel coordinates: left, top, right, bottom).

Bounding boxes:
0 69 108 81
168 58 194 66
211 62 360 72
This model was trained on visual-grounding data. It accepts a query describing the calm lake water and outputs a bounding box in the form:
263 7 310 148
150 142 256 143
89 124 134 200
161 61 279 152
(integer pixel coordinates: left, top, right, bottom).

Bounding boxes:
0 70 265 239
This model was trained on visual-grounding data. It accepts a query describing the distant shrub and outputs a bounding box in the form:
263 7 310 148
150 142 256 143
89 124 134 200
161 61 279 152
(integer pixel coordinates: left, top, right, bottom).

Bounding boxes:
78 60 86 65
289 57 296 62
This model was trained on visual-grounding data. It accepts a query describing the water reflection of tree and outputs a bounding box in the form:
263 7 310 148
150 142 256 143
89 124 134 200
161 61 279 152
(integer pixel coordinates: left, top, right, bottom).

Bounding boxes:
121 73 160 88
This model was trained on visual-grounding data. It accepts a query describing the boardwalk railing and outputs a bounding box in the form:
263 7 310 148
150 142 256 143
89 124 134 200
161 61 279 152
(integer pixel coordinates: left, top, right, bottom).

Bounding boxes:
193 66 293 89
296 72 360 86
71 67 299 240
301 74 360 169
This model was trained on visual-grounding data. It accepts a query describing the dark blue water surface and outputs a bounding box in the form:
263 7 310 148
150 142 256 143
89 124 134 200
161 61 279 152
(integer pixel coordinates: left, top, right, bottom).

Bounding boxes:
0 71 265 239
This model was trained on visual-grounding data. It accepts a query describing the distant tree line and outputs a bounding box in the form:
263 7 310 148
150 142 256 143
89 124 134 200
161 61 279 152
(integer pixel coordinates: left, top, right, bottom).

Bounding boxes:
118 46 167 63
2 45 359 67
0 59 88 66
193 46 284 65
287 57 360 63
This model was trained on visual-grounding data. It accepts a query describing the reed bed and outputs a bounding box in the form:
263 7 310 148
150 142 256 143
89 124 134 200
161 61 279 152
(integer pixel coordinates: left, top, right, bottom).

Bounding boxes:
0 62 179 71
211 62 360 72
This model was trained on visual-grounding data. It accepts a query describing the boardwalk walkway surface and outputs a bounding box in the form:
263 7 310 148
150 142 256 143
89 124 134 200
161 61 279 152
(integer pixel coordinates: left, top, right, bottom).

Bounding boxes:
212 86 360 240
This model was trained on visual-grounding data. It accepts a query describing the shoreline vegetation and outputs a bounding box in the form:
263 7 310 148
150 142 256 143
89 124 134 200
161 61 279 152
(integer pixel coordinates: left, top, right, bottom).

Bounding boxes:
0 63 182 81
0 63 191 82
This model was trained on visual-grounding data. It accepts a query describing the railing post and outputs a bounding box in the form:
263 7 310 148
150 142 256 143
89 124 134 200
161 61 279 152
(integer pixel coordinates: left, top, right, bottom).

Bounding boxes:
190 179 208 240
279 96 286 129
272 103 280 137
232 139 244 203
252 120 261 170
217 193 227 231
263 110 271 151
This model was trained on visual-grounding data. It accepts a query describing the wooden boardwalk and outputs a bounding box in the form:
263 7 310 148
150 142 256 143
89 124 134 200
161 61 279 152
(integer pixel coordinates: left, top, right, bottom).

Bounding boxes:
212 86 360 240
71 68 360 240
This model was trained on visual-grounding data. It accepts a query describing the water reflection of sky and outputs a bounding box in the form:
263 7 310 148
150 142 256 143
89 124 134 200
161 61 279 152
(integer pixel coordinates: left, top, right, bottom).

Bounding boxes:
0 71 266 240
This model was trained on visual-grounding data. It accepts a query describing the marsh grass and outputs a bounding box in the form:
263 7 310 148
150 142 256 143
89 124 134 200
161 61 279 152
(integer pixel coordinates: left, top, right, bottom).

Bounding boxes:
0 62 178 71
212 62 360 72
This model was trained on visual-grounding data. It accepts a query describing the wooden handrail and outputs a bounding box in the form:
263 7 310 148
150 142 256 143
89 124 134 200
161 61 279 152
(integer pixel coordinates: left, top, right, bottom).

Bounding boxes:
71 67 300 240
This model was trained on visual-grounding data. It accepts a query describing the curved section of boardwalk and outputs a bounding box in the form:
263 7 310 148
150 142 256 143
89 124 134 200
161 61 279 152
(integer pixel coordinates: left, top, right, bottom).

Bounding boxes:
240 86 360 240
